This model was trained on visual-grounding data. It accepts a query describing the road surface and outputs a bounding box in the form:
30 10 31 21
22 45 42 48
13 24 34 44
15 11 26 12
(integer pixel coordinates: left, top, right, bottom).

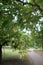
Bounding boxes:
28 49 43 65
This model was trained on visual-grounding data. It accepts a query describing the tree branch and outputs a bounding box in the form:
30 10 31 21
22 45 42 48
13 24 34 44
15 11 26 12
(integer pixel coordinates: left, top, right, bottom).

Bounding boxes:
34 2 43 12
16 0 43 12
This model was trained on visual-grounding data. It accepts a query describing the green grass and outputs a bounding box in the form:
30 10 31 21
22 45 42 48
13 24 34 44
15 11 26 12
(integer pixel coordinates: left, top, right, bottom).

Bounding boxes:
2 48 20 59
2 48 27 59
2 48 33 65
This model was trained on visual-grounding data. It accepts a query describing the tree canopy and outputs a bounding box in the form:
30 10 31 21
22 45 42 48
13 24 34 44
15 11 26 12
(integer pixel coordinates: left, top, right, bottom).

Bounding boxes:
0 0 43 49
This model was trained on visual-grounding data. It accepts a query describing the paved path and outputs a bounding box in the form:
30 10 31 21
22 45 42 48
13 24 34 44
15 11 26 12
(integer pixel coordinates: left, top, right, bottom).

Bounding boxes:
28 50 43 65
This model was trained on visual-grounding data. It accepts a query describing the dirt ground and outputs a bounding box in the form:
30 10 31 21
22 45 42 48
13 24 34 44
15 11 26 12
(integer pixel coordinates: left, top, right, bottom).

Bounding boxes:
1 57 32 65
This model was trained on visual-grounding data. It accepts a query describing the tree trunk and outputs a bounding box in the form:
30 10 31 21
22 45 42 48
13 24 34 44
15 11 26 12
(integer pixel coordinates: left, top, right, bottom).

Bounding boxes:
41 34 43 51
0 45 2 64
41 43 43 51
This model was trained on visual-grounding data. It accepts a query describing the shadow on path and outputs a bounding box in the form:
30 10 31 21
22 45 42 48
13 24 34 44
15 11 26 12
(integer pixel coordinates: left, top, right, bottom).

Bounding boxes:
1 57 31 65
29 51 43 65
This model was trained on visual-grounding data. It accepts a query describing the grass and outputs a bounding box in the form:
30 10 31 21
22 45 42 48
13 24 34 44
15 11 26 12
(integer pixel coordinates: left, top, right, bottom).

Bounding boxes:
2 48 20 59
2 47 32 65
2 48 28 60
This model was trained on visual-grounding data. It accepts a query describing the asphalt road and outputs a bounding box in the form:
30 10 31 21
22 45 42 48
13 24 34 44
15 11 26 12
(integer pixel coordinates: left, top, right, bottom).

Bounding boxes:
28 49 43 65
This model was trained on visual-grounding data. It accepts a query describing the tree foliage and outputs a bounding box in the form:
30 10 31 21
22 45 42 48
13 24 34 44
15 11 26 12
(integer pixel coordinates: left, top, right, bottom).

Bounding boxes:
0 0 43 49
